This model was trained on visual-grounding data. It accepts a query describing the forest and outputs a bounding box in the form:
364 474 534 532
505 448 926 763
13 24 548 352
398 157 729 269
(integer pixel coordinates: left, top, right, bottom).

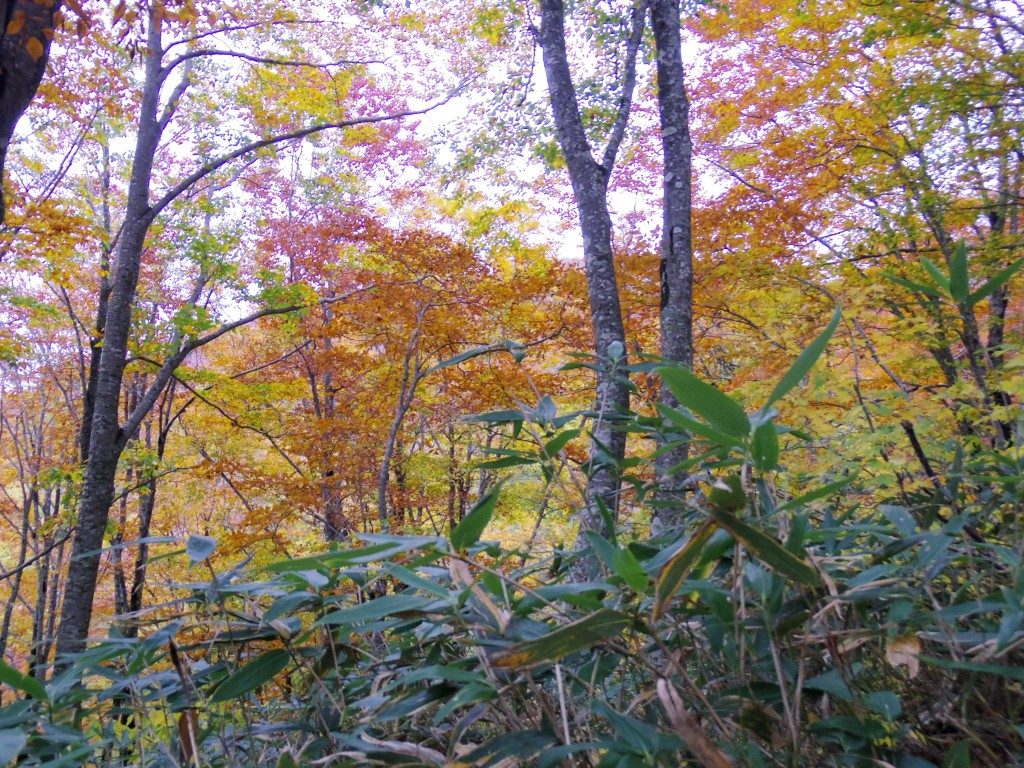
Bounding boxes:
0 0 1021 765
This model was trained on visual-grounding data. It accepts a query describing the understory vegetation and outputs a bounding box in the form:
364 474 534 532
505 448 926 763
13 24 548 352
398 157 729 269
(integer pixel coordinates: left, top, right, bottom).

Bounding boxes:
4 321 1024 766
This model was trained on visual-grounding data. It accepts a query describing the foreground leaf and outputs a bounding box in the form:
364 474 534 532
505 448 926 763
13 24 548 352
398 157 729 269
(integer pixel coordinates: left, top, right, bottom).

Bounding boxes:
658 366 750 438
211 649 290 703
708 507 820 586
0 659 46 701
450 483 502 551
492 609 631 668
652 519 718 621
763 308 841 410
0 730 27 766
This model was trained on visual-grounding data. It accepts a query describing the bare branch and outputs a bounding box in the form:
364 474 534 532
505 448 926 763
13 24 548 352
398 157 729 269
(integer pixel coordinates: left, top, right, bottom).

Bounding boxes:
145 82 468 224
157 60 193 134
160 48 382 81
602 0 649 173
119 285 375 445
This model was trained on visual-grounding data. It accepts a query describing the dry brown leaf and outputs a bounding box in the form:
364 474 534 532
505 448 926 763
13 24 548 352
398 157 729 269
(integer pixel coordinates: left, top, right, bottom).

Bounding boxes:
886 635 921 678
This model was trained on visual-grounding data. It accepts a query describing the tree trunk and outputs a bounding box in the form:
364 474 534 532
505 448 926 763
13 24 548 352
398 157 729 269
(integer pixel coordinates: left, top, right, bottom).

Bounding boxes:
0 0 63 222
54 10 165 667
538 0 631 576
650 0 695 537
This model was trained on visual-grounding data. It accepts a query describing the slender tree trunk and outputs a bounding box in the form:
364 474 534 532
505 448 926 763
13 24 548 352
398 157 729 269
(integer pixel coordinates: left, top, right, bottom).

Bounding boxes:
650 0 695 537
54 11 165 667
0 488 33 662
538 0 633 577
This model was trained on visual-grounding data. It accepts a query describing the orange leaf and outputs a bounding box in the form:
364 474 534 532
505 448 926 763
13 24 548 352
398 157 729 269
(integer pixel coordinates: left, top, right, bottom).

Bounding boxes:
6 11 25 35
25 37 44 61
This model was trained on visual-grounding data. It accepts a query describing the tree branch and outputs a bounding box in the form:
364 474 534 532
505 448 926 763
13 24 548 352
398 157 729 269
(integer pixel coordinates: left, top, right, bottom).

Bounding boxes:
601 0 648 173
145 83 467 224
119 286 374 447
160 48 381 81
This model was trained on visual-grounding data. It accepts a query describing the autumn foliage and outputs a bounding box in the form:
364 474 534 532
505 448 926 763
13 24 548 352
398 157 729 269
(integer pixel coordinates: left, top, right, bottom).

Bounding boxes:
0 0 1023 765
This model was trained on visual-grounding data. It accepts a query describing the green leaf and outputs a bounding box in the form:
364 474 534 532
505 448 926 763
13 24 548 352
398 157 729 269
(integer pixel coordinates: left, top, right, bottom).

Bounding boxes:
652 519 717 621
611 546 649 593
492 609 631 668
475 455 535 470
751 422 779 471
0 659 46 701
541 428 581 459
921 256 951 294
968 258 1024 306
210 649 290 703
424 340 520 376
317 593 432 626
658 366 749 438
657 404 743 447
460 731 557 767
450 483 502 551
264 538 440 573
186 534 216 564
763 308 841 409
583 530 618 572
886 273 942 298
942 741 972 768
949 241 969 303
0 730 26 766
709 473 747 512
708 506 820 586
922 654 1024 682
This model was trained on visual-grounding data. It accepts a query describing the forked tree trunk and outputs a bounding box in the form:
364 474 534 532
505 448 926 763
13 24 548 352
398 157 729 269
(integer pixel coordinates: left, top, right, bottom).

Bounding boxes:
538 0 633 579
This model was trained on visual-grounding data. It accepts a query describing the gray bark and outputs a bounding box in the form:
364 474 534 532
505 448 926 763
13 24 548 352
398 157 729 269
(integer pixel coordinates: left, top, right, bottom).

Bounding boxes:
54 10 166 667
650 0 695 537
538 0 638 577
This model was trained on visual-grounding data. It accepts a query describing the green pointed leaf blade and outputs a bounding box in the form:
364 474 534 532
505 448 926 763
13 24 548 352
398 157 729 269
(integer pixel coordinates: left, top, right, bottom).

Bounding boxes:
450 483 502 551
541 428 581 459
475 455 535 470
460 732 557 766
0 730 27 766
775 478 853 513
942 740 971 768
886 274 942 298
316 593 432 626
210 649 290 703
968 258 1024 307
949 241 969 303
492 609 631 668
764 308 841 409
921 256 951 294
751 422 780 471
657 404 743 447
611 546 649 593
708 507 820 586
709 473 747 512
652 519 717 621
658 366 749 438
0 659 46 701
